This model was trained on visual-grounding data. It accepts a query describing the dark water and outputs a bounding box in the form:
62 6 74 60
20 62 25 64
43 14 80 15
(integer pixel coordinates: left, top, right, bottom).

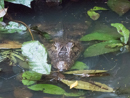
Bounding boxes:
1 0 130 98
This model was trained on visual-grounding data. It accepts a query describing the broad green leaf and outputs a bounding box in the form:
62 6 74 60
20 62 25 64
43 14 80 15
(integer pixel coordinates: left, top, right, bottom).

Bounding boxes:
0 68 2 71
0 17 3 22
22 80 36 86
93 6 108 11
80 31 121 41
106 43 123 48
107 0 130 16
28 84 82 96
61 79 114 92
87 10 100 20
111 23 130 44
84 40 121 57
5 0 33 8
0 0 4 10
64 70 107 74
22 71 42 86
21 41 51 74
22 71 42 80
5 21 27 33
71 61 89 70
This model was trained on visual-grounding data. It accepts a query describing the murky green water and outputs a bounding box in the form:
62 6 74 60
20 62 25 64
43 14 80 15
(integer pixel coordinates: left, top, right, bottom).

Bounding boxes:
1 0 130 98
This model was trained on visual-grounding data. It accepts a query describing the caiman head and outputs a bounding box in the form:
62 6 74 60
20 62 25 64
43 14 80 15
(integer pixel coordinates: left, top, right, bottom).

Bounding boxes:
48 40 82 71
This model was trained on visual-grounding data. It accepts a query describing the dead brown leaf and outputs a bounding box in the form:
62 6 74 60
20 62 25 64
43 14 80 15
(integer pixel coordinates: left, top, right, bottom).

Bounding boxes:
0 41 22 49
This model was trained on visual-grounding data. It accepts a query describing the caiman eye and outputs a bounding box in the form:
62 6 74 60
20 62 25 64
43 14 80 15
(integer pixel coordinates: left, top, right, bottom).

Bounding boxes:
54 42 61 50
67 42 74 48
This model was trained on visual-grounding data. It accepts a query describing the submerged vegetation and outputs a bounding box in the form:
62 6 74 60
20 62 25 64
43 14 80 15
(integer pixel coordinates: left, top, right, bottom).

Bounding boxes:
1 0 130 97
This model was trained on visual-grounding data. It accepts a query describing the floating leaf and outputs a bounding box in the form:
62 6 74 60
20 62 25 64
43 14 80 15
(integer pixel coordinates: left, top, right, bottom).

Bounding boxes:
28 84 82 96
0 41 22 49
107 0 130 16
87 10 100 20
5 21 27 33
80 32 121 41
5 0 33 8
84 40 121 57
93 6 108 11
0 8 7 18
21 41 51 74
70 81 78 89
22 71 42 85
61 79 114 92
71 61 89 70
106 43 123 48
0 0 4 10
64 70 107 74
111 23 130 44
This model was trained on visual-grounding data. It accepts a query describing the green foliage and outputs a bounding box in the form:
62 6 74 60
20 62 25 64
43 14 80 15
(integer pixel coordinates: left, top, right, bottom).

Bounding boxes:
71 61 89 70
5 0 33 8
22 71 42 85
87 10 100 20
107 0 130 16
0 21 27 33
0 0 4 9
21 41 51 74
22 71 83 96
28 84 82 96
87 6 107 20
0 18 3 22
6 21 26 33
83 40 121 57
93 6 108 11
111 23 130 44
80 31 121 41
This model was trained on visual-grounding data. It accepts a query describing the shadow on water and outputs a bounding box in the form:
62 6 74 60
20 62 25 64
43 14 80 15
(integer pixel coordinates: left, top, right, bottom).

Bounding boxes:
1 0 130 98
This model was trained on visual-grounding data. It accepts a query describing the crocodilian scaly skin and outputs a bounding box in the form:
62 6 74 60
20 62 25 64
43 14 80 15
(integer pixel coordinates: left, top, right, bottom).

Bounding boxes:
48 39 82 72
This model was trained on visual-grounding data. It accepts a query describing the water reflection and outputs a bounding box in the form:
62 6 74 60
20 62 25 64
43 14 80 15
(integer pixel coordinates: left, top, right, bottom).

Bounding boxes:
1 0 130 98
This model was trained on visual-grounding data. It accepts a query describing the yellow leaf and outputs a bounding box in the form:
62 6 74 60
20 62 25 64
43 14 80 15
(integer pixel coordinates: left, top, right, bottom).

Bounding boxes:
61 79 114 92
0 41 22 49
70 81 78 89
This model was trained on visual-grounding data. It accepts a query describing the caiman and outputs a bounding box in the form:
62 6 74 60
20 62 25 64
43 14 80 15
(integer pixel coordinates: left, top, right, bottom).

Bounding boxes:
35 22 88 72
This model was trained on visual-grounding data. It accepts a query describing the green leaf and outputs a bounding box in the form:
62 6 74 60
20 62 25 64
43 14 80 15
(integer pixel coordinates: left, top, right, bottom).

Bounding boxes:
0 68 2 71
87 10 100 20
106 43 123 48
22 71 42 86
64 70 107 74
21 41 51 74
28 84 82 96
61 79 114 92
84 40 121 57
5 0 33 8
0 18 3 22
22 71 42 80
93 6 108 11
0 0 4 10
71 61 89 70
5 21 27 33
111 23 130 44
107 0 130 16
80 31 121 41
22 80 36 86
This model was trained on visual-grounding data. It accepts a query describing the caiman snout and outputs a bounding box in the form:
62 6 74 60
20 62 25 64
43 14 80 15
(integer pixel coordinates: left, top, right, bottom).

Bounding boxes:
48 40 82 71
